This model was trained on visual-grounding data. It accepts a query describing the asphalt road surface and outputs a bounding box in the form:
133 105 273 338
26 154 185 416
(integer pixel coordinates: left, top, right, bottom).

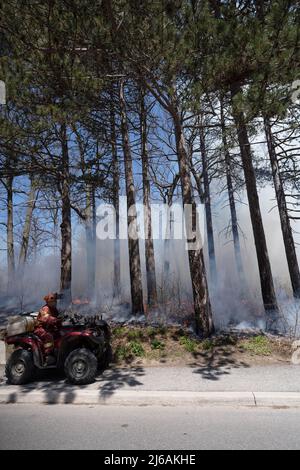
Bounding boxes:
1 405 300 450
1 365 300 392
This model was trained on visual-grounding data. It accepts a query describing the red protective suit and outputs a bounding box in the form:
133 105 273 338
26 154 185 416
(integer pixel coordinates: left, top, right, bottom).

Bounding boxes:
34 304 62 355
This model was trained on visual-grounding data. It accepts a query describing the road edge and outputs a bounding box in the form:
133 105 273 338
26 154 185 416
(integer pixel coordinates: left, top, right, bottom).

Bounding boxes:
1 389 300 407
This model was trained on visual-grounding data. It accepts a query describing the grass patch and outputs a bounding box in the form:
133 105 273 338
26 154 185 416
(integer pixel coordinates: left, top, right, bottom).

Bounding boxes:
171 328 186 341
241 336 272 356
129 340 145 357
127 329 144 341
115 344 132 361
146 327 157 339
179 336 198 353
157 325 167 336
151 339 165 350
201 339 214 352
113 326 124 338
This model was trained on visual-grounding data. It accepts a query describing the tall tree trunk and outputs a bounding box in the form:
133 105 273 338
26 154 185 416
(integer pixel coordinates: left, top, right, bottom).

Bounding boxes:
60 123 72 304
111 103 121 299
163 174 180 297
163 207 172 282
199 126 217 283
264 116 300 298
231 85 279 327
6 175 15 292
19 177 38 268
85 180 96 300
172 106 214 336
140 89 157 306
220 98 246 286
119 80 144 315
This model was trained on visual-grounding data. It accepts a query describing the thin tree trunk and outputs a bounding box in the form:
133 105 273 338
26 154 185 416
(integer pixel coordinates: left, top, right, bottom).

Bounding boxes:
86 180 96 300
60 123 72 304
19 177 38 268
163 174 180 297
111 103 121 299
119 80 144 315
74 126 97 301
264 116 300 298
163 207 172 280
6 175 15 292
220 98 246 286
140 89 157 306
92 187 97 301
231 85 279 327
199 126 217 283
172 106 214 337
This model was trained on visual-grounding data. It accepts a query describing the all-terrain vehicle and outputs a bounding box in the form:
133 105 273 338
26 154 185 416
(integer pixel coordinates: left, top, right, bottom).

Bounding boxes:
3 312 112 385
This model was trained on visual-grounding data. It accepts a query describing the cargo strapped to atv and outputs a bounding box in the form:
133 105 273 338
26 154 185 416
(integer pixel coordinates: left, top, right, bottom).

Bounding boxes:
5 315 36 337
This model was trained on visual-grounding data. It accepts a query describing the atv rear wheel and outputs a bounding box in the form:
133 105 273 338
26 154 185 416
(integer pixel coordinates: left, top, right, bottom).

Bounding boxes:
6 349 36 385
64 348 97 385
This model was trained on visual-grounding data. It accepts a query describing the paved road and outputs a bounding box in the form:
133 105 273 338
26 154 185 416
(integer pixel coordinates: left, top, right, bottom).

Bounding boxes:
1 405 300 450
1 364 299 393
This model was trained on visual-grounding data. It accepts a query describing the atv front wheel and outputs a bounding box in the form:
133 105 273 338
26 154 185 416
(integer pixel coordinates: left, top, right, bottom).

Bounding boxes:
6 349 36 385
64 348 98 385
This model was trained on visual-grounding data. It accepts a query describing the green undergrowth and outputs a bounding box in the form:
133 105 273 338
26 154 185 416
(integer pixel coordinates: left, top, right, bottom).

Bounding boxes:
111 326 285 364
241 335 272 356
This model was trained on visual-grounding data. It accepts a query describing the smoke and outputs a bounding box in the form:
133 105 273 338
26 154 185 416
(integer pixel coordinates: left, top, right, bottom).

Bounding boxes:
0 183 299 335
210 183 300 333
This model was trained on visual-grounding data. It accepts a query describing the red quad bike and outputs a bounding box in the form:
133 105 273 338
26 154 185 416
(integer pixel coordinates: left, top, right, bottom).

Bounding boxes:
4 313 112 385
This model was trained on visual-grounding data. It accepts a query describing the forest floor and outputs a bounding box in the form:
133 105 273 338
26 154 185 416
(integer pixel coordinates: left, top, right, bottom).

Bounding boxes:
110 325 293 368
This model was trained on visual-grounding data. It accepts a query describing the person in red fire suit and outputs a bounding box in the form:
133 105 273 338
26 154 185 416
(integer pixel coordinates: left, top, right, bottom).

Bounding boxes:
34 293 62 365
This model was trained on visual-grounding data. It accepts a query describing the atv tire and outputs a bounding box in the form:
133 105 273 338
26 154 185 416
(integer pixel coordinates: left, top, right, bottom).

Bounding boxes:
64 348 98 385
6 349 36 385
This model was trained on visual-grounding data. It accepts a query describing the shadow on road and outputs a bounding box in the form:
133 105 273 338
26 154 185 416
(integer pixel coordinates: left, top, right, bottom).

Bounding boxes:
0 366 146 404
96 367 145 398
188 345 251 381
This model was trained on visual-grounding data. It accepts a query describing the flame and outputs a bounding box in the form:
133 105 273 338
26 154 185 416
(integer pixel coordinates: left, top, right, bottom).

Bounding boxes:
72 298 90 305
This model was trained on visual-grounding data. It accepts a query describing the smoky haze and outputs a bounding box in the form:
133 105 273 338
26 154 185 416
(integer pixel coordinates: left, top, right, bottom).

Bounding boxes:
1 183 299 334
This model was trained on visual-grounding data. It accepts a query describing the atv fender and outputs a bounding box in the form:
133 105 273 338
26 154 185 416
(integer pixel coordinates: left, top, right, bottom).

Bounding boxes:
5 336 44 369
